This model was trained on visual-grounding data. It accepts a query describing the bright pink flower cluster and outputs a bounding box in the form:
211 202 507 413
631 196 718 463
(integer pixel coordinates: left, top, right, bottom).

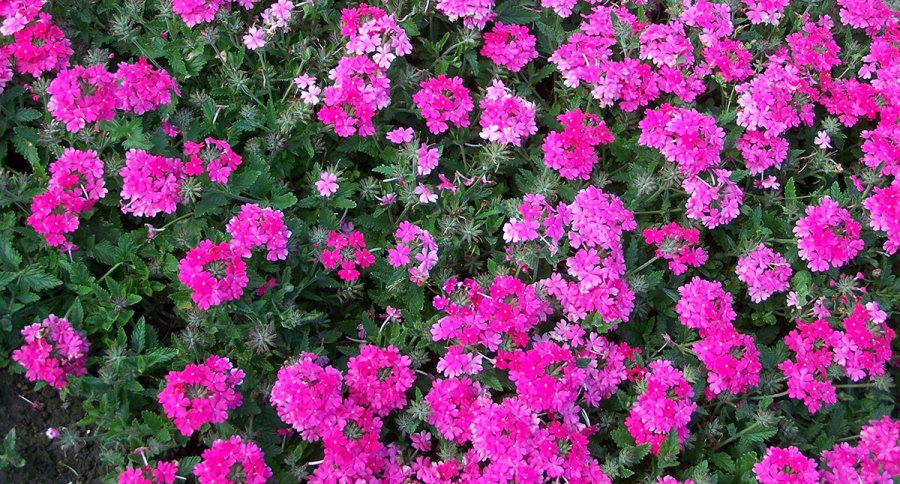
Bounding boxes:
117 461 178 484
46 64 117 132
753 446 820 484
502 193 568 252
736 130 789 175
639 22 694 68
838 0 894 34
270 352 344 440
7 13 71 77
643 222 708 275
119 150 186 218
625 360 697 454
478 79 537 146
271 347 414 482
542 108 614 180
693 325 762 398
863 182 900 254
412 75 473 134
683 169 744 228
735 244 792 302
387 221 438 285
676 277 736 333
340 3 412 68
433 275 552 350
0 51 10 94
831 302 894 382
542 187 637 323
193 436 271 484
319 230 375 281
435 0 495 30
702 39 753 82
736 54 814 137
416 143 439 177
480 22 538 72
318 55 390 137
177 240 249 310
157 355 244 435
225 203 291 261
345 345 415 416
0 0 44 35
638 104 725 177
741 0 790 25
821 416 900 482
114 57 178 115
787 16 841 73
680 0 734 45
779 318 839 413
12 314 89 389
28 148 107 250
793 197 864 272
184 137 243 184
171 0 225 27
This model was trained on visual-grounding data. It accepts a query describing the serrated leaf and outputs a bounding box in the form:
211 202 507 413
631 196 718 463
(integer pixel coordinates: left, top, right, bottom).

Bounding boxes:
738 424 777 451
711 452 735 473
19 267 62 292
132 317 146 353
271 193 298 209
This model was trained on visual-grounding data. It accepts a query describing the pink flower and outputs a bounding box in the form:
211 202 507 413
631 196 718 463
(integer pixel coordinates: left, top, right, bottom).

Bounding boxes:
317 55 390 137
480 22 538 72
436 346 483 377
177 240 249 310
416 143 440 177
625 360 697 455
863 182 900 254
47 65 118 132
345 345 415 416
387 221 438 285
117 461 178 484
682 169 744 229
194 436 271 484
270 352 344 441
638 104 725 177
435 0 496 30
753 446 820 484
542 109 614 180
171 0 225 27
742 0 790 25
793 197 864 272
426 377 485 444
414 184 437 204
814 130 832 149
243 26 266 50
478 79 537 147
319 230 374 282
114 57 178 115
12 315 89 389
412 75 473 134
832 302 894 381
411 431 432 452
639 22 694 68
735 244 792 302
643 223 708 275
183 137 242 183
693 325 762 398
226 203 291 261
822 416 900 483
316 171 339 197
119 150 186 218
386 127 414 143
157 355 244 435
7 13 72 77
676 277 735 335
737 130 789 175
339 3 412 68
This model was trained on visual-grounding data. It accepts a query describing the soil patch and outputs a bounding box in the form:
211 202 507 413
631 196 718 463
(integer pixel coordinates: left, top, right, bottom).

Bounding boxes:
0 370 105 483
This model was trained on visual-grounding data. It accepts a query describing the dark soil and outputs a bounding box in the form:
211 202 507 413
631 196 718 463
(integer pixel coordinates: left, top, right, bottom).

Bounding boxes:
0 370 106 483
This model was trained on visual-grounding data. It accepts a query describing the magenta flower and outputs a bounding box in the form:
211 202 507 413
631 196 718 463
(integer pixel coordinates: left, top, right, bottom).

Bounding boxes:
157 355 244 435
12 314 89 389
194 436 271 484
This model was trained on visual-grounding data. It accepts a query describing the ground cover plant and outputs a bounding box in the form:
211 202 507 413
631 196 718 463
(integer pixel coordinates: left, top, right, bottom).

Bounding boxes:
0 0 898 482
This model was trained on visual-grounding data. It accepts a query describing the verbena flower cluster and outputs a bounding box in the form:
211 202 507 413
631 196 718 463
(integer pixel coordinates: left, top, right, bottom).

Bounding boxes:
11 314 89 389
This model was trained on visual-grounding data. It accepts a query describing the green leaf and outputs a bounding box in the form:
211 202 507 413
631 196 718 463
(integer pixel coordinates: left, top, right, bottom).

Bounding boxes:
711 452 735 473
738 424 777 452
19 267 63 292
131 317 146 353
271 193 298 209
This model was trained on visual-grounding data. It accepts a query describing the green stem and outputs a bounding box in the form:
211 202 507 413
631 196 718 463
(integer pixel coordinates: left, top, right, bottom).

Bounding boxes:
713 421 760 451
629 256 660 275
752 390 789 400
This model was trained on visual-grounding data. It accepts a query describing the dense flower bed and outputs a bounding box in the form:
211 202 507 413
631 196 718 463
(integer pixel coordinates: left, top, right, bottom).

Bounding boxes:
0 0 898 482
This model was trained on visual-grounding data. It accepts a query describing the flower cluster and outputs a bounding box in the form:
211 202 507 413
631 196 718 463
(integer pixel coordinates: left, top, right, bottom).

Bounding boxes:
480 22 538 72
821 416 900 482
157 355 245 435
183 137 243 184
478 79 537 146
225 203 291 261
625 360 697 454
542 108 614 180
387 221 438 285
271 346 414 482
113 57 178 115
643 222 708 275
793 197 864 272
779 318 839 413
242 0 294 50
317 55 391 137
753 446 820 484
178 240 249 310
46 64 117 132
28 148 107 250
735 244 792 302
340 3 412 68
863 182 900 255
193 436 272 484
119 150 186 218
6 13 71 77
412 75 473 134
542 187 637 324
638 104 725 177
117 460 178 484
12 314 89 389
319 230 375 281
682 169 744 229
742 0 790 25
435 0 495 30
736 130 789 175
